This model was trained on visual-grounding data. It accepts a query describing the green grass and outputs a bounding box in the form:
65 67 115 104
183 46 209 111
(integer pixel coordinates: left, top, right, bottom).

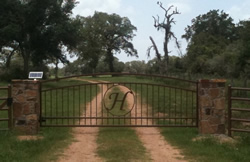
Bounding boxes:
97 86 150 162
160 127 250 162
0 79 98 162
97 128 151 162
0 128 73 162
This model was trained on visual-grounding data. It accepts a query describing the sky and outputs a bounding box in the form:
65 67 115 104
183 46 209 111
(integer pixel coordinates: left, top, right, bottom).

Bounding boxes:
72 0 250 63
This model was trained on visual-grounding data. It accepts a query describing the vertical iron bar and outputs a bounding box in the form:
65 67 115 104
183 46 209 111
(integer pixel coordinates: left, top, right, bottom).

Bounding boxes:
152 85 154 125
186 91 188 125
85 85 86 125
39 83 42 126
191 91 194 125
169 88 171 124
44 90 46 126
180 89 182 125
56 89 58 125
135 83 137 125
196 82 199 127
62 89 64 124
96 84 98 125
158 85 160 125
8 84 12 129
164 87 166 125
129 83 131 125
141 83 142 125
68 87 69 125
107 84 109 125
101 84 103 125
50 90 52 124
79 85 81 125
228 85 232 137
90 85 92 125
175 88 177 125
73 86 75 125
147 84 149 125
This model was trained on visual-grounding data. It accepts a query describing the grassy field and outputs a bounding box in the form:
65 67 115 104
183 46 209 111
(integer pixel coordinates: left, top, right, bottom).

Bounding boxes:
97 86 150 161
0 79 98 162
88 75 250 162
160 127 250 162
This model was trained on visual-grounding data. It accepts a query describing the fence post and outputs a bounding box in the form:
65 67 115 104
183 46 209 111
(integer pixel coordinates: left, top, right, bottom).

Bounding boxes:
198 79 226 134
12 80 40 135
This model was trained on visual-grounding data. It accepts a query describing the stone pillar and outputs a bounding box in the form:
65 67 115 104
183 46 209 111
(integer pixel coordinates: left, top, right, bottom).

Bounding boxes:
12 80 40 135
198 79 226 134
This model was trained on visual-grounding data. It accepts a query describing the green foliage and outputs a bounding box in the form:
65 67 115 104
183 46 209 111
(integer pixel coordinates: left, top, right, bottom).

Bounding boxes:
0 0 79 76
124 60 147 73
237 20 250 81
181 9 249 79
182 10 236 42
76 12 137 72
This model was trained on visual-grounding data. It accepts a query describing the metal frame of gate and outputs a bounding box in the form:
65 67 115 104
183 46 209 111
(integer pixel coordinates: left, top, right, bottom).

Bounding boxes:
40 73 198 128
228 85 250 136
0 85 12 130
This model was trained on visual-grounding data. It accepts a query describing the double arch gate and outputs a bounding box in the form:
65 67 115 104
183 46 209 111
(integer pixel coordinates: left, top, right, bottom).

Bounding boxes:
40 73 198 127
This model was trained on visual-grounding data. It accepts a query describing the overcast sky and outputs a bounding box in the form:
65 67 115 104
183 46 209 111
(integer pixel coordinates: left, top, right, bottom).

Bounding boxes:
72 0 250 63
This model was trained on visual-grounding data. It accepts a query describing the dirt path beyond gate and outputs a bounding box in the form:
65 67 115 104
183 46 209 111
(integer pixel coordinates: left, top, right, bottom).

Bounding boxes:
57 79 186 162
119 86 186 162
57 80 104 162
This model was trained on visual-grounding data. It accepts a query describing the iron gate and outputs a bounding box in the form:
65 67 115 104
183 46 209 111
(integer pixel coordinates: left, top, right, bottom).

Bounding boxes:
40 73 198 127
228 86 250 136
0 85 12 130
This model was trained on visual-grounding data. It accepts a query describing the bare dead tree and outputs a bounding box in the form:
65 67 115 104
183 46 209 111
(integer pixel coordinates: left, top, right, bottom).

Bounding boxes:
147 1 181 74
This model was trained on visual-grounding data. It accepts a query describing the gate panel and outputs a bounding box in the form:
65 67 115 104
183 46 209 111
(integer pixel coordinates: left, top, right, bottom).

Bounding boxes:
228 86 250 136
0 85 12 130
41 81 197 127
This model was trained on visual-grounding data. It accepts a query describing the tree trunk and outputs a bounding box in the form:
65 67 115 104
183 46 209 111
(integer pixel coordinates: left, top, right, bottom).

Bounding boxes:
163 37 169 75
22 53 30 78
55 61 59 79
107 49 114 72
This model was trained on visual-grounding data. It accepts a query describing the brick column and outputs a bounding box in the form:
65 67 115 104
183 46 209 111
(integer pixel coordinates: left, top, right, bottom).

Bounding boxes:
198 79 226 134
12 80 40 135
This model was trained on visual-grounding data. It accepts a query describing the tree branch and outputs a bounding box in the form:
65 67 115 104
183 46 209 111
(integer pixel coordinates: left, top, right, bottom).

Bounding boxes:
148 36 161 61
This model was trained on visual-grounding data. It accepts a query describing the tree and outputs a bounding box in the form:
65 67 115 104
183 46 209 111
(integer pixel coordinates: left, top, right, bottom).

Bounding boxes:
237 20 250 86
124 60 147 74
147 2 181 74
76 12 138 72
182 10 237 74
182 10 237 42
0 0 79 77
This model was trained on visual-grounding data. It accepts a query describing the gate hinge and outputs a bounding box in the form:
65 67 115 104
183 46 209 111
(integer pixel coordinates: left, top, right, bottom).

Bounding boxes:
7 98 13 107
40 118 46 122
